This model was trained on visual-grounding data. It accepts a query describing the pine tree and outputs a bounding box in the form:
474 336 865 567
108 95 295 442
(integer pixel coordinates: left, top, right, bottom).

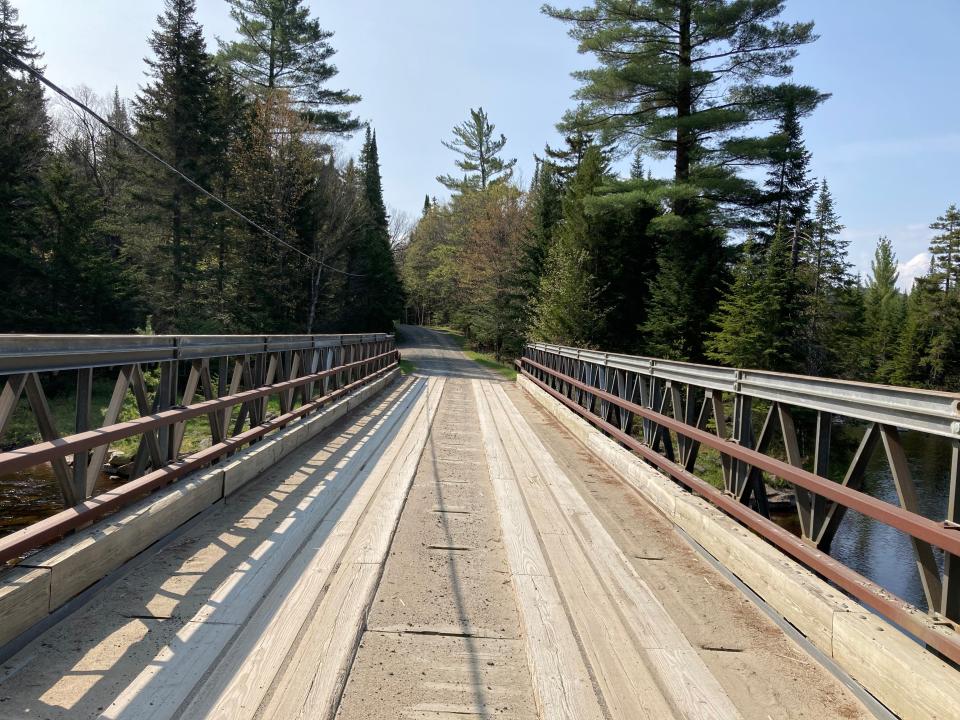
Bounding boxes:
545 0 826 359
0 0 52 331
893 276 960 389
928 204 960 294
630 148 645 180
422 194 431 216
219 0 360 134
761 96 816 258
862 236 905 382
707 228 805 371
533 146 608 344
519 161 563 331
343 128 403 331
539 128 602 181
130 0 223 331
706 238 768 368
437 107 517 193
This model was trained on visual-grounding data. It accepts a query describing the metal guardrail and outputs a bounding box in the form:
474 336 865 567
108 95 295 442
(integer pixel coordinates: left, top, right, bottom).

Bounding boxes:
527 343 960 438
521 343 960 662
0 333 397 561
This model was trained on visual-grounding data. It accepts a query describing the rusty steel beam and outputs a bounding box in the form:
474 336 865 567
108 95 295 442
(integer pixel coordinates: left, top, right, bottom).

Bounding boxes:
0 362 398 565
521 356 960 558
0 349 398 478
519 364 960 666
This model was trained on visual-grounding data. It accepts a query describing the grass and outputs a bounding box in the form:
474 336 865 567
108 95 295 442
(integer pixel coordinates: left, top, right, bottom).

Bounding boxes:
398 358 416 374
430 326 518 380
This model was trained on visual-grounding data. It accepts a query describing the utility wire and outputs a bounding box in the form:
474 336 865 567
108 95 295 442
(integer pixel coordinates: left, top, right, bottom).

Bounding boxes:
0 45 362 276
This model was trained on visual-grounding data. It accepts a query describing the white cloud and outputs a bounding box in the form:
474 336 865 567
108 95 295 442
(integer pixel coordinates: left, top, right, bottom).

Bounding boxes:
896 252 930 291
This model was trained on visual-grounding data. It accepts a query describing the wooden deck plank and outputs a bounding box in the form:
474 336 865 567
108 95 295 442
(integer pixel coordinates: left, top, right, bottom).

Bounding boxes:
98 379 428 720
258 378 445 720
487 381 741 720
473 380 604 720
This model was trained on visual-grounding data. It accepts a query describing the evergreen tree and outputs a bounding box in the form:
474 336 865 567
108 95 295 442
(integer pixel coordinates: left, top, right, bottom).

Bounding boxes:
893 209 960 390
802 179 851 374
928 204 960 294
707 228 805 371
343 128 403 331
862 236 905 382
39 153 140 331
761 95 816 259
130 0 223 331
533 146 609 343
546 0 825 359
519 161 563 331
893 276 960 389
630 148 645 180
422 194 431 216
706 238 768 368
0 0 51 331
437 107 517 192
539 128 602 181
219 0 360 134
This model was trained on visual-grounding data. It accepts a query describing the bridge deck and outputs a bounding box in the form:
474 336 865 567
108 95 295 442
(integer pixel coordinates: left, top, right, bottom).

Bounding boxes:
0 328 871 719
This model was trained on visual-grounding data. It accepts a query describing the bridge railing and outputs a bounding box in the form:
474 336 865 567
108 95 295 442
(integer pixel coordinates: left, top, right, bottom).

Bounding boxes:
519 342 960 663
0 333 398 563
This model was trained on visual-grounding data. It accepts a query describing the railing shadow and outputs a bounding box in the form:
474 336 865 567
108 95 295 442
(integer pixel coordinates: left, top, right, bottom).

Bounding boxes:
0 377 425 720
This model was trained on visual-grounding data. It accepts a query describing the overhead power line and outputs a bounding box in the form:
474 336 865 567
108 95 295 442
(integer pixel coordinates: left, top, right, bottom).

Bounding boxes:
0 45 361 277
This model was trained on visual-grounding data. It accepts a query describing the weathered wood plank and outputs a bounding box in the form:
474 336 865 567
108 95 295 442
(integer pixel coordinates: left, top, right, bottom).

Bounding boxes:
473 380 604 720
25 467 224 610
0 567 50 647
100 376 425 720
489 382 739 720
833 611 960 720
259 378 443 720
518 374 960 720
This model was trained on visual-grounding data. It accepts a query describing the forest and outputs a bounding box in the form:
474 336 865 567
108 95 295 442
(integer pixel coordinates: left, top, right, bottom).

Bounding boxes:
2 0 960 390
0 0 402 336
401 1 960 391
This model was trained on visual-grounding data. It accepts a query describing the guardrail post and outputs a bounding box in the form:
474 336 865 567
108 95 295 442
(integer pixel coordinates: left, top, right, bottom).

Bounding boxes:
73 368 93 502
732 392 752 500
944 440 960 621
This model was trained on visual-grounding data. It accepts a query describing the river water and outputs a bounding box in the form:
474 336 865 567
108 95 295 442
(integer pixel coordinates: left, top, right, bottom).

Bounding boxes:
0 464 122 537
770 424 951 612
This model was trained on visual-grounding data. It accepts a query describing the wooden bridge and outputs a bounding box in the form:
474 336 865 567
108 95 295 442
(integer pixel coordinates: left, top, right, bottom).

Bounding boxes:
0 327 957 719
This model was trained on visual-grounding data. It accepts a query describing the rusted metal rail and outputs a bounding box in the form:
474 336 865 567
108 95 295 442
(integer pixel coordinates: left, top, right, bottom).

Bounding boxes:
0 334 398 561
519 343 960 662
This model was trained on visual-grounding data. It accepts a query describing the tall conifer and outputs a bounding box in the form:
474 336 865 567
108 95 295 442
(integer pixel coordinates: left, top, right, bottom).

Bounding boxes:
219 0 360 134
437 107 517 193
0 0 50 330
343 128 403 331
132 0 222 331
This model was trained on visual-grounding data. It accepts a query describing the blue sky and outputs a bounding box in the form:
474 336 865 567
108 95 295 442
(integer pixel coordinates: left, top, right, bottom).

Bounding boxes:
17 0 960 287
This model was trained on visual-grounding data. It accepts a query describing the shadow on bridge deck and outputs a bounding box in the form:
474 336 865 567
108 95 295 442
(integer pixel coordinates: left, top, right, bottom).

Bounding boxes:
0 377 426 720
